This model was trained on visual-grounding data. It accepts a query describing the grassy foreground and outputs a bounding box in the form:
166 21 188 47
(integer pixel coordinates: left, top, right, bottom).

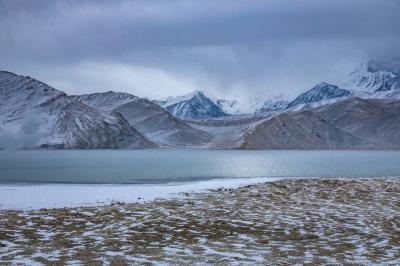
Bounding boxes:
1 178 399 265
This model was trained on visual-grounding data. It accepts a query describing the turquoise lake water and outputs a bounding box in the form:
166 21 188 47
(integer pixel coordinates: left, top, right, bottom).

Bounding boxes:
0 150 399 184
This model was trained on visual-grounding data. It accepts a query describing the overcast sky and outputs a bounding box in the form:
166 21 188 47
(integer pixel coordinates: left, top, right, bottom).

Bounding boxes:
0 0 399 100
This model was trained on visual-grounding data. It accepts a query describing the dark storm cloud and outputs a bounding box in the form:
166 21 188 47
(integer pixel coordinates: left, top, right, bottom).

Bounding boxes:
0 0 399 99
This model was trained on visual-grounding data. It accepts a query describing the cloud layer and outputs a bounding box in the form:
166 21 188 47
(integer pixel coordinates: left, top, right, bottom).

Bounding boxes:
1 0 399 99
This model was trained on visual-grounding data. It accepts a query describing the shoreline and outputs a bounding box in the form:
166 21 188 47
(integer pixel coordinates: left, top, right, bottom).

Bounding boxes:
1 177 399 264
0 176 284 210
1 175 399 210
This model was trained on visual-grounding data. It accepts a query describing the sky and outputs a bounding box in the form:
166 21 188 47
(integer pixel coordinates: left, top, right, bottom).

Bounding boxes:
0 0 399 100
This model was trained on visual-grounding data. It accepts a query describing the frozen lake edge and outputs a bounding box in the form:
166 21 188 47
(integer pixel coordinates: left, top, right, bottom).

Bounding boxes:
0 176 284 210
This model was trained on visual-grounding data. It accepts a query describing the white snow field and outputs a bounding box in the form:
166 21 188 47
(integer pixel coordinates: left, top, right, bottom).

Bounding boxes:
0 177 282 210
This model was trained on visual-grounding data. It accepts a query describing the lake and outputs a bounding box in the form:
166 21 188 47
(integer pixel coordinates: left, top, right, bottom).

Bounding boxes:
1 150 400 184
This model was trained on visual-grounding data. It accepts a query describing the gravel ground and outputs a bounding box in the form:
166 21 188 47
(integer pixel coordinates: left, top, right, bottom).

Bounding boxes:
1 177 399 265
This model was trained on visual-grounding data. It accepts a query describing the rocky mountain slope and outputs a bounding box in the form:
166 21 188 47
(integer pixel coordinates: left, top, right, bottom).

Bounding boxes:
312 97 400 148
206 97 400 149
76 92 212 146
0 71 155 149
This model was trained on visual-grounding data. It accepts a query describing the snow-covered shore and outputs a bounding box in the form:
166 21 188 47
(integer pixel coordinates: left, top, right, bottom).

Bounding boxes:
1 177 399 265
0 177 283 210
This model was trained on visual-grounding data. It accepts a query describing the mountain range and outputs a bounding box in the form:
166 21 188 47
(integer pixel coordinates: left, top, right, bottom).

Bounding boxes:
75 92 212 146
0 71 154 149
1 59 399 149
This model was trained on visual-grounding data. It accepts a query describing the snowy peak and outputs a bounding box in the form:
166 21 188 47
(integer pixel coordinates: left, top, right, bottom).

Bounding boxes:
161 90 207 107
217 96 263 114
217 95 288 114
157 90 228 120
345 59 400 92
287 82 351 108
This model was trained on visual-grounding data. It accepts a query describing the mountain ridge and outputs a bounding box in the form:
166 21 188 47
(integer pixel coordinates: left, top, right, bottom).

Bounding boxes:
75 91 213 146
2 59 400 150
287 82 352 109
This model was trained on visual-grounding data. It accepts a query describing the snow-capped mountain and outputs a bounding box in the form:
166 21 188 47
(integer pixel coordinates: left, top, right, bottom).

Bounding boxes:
213 59 400 115
156 90 228 120
0 71 155 149
216 95 288 114
157 90 290 116
255 99 289 113
2 57 400 150
216 96 264 114
287 82 352 109
76 91 212 146
344 59 400 92
158 92 288 117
